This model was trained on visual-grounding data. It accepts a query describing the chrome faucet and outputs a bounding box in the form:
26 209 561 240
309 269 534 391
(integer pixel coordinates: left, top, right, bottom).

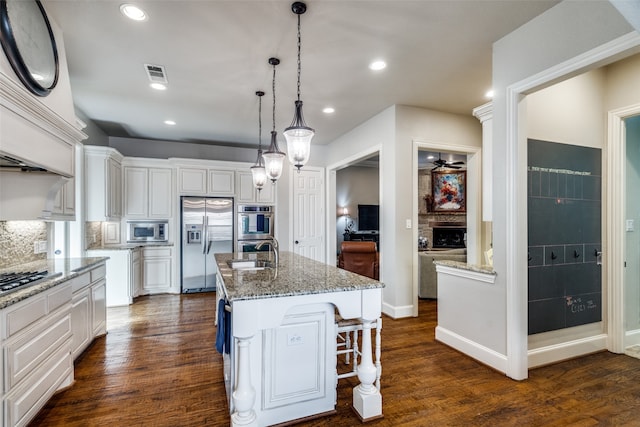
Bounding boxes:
256 238 279 267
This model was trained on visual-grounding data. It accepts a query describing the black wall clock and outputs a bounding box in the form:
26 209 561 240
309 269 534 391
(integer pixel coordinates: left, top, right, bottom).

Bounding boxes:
0 0 59 97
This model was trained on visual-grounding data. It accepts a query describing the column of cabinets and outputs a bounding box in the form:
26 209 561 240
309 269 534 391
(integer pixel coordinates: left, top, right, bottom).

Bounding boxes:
70 264 107 359
1 282 74 427
85 146 123 221
123 164 173 219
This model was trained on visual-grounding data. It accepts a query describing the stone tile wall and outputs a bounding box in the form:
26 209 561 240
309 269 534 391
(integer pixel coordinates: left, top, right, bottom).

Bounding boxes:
0 221 48 268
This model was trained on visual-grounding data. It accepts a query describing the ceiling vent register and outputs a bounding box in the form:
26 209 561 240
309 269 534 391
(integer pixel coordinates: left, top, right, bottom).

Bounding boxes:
144 64 168 84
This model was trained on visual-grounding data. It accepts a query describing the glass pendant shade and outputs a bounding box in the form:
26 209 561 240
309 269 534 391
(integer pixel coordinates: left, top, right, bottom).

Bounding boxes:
263 130 285 182
284 100 313 171
251 150 267 191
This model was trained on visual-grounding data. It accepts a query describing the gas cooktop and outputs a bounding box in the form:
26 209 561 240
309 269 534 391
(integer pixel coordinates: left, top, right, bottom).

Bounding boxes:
0 270 60 296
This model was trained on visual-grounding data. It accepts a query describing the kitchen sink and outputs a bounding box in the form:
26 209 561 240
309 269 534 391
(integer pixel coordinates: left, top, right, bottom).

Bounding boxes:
226 259 274 270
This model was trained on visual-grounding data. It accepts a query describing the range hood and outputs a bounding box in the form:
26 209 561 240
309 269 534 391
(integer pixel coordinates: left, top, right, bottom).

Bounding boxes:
0 155 67 220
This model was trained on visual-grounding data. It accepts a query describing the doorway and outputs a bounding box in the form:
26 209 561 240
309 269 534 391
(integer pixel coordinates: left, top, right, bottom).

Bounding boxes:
624 114 640 354
326 146 381 268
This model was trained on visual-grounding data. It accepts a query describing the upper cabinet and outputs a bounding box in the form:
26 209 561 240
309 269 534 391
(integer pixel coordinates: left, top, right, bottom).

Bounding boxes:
178 167 234 196
51 177 76 219
85 146 123 222
123 162 173 219
236 171 275 204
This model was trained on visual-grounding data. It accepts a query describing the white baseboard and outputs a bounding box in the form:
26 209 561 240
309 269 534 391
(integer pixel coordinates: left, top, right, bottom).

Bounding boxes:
527 334 607 368
381 302 414 319
435 326 507 374
624 328 640 348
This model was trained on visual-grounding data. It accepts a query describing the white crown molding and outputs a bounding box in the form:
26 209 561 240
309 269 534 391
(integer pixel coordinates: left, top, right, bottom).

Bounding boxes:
0 71 87 145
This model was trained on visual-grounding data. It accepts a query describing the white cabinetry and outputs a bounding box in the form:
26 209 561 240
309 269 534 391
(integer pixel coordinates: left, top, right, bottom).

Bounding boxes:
123 162 173 219
1 282 74 427
85 146 123 222
86 249 134 307
237 171 275 204
142 247 172 294
178 167 235 196
51 177 76 220
70 264 107 359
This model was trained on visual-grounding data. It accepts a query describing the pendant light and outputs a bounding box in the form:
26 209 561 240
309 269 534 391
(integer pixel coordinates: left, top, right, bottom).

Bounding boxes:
262 57 286 183
283 1 314 172
250 91 267 191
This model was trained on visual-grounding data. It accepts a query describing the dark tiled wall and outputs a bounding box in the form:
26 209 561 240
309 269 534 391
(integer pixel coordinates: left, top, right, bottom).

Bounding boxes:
527 139 602 335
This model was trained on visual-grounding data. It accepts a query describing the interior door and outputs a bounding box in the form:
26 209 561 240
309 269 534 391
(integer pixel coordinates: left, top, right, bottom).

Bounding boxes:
292 167 325 262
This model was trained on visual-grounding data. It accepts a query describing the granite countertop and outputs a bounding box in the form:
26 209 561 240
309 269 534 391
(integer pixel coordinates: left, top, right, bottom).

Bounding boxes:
87 242 174 250
433 259 495 275
215 251 384 302
0 257 109 309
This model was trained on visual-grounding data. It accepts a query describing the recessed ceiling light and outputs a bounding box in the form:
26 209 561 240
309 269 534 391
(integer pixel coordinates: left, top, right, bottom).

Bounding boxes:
120 4 147 21
323 107 335 114
150 83 167 90
164 120 176 126
369 60 387 71
485 89 494 98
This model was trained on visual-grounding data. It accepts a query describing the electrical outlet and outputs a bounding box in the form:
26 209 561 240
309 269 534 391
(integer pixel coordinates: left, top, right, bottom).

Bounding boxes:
39 241 47 253
287 333 303 346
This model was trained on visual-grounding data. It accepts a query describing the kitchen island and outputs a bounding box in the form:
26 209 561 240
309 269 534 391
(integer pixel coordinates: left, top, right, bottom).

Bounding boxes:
215 251 384 426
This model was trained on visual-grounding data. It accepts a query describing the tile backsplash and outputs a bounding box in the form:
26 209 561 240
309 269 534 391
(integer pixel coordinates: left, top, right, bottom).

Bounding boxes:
0 221 48 268
85 222 103 250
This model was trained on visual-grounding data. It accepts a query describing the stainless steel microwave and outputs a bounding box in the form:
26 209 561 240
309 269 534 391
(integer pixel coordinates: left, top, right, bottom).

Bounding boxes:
127 221 168 243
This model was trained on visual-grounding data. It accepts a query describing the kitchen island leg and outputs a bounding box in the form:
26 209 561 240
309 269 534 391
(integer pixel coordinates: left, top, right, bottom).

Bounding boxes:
353 318 383 421
231 336 257 427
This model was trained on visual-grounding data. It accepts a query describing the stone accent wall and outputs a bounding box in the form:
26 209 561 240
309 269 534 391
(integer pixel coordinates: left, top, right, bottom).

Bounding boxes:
418 169 466 249
0 221 48 268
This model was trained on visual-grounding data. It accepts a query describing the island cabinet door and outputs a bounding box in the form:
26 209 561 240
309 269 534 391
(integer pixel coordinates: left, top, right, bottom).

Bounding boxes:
259 303 336 425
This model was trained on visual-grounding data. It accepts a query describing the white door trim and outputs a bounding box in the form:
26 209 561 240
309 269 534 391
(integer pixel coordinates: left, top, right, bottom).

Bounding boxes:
608 103 640 353
504 31 640 380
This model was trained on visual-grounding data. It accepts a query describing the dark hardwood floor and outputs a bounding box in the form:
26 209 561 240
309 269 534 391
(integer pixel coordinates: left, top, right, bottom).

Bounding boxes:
30 294 640 426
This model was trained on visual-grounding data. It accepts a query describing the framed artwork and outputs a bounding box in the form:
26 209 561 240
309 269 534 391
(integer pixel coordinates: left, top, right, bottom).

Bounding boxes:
431 170 466 212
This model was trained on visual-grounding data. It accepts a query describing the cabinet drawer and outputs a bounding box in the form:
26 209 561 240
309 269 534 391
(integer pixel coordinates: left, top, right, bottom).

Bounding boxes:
68 271 91 293
90 264 107 283
3 283 72 339
4 296 46 339
4 339 73 427
142 247 172 258
5 312 72 390
48 282 73 312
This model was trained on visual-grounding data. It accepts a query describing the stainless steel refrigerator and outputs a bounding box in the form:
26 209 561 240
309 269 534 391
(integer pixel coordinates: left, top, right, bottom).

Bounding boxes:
181 196 234 293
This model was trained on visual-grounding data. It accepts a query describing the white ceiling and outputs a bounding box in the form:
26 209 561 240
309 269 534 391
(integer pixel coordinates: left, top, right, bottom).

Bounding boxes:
43 0 560 148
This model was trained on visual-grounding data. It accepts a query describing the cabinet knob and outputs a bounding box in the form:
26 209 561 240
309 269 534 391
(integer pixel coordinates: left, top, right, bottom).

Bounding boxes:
294 240 299 244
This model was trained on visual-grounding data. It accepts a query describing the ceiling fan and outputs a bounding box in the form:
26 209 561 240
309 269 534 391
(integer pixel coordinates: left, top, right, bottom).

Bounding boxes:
431 153 465 170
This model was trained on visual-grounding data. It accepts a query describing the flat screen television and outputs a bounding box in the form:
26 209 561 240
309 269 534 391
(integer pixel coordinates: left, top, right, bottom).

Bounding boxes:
357 204 379 232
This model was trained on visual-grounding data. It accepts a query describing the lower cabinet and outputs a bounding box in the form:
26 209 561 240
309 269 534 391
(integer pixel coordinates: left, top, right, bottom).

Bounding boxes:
142 247 172 294
1 282 74 427
1 262 108 427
